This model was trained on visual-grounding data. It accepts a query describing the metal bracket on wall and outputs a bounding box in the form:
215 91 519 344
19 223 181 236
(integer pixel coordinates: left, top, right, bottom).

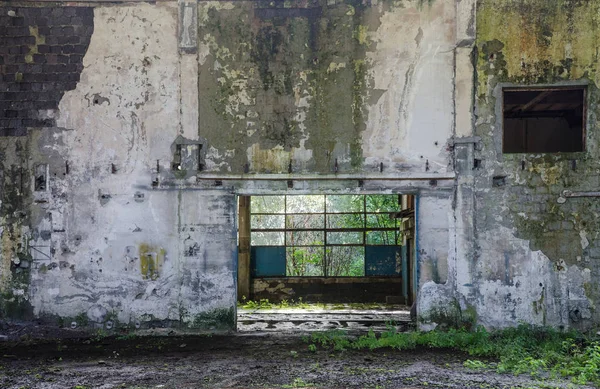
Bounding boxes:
452 136 482 152
178 1 198 54
452 136 481 145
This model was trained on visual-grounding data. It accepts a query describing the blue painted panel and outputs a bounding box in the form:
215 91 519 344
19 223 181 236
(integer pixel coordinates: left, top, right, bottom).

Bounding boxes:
251 246 286 277
365 246 401 276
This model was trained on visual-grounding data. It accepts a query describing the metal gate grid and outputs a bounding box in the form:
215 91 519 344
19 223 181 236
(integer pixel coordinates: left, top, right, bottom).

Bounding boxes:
250 195 402 277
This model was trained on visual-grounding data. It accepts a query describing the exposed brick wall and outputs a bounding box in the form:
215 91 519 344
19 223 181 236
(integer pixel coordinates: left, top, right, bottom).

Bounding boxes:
0 7 94 135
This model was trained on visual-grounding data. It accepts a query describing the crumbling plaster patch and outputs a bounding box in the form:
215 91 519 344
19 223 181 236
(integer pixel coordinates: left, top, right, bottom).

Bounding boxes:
362 0 455 171
473 226 591 329
26 3 236 329
449 0 600 330
0 137 33 318
32 3 182 324
198 0 457 175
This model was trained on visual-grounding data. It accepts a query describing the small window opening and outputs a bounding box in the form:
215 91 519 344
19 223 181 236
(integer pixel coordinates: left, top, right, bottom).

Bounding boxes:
503 87 586 153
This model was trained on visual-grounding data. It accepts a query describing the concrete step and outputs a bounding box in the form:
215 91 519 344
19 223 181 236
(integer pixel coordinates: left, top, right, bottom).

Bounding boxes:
237 311 414 332
238 313 410 322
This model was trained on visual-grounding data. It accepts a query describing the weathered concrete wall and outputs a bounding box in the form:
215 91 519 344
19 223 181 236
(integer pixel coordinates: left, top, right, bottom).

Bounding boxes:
6 0 596 334
0 3 237 331
0 5 95 320
198 0 456 175
445 0 600 331
0 0 462 332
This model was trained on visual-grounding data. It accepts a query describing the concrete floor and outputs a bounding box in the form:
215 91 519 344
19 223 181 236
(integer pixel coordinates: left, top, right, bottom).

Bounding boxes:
237 304 413 332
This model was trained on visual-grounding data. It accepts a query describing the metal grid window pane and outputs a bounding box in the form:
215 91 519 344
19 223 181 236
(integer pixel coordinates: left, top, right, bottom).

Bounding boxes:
366 195 399 212
366 231 398 245
366 213 396 229
286 214 324 230
251 214 285 230
327 246 365 276
286 247 325 276
327 232 363 245
286 231 324 246
286 195 324 213
326 195 363 213
327 214 364 229
252 231 285 246
251 195 400 277
252 196 285 214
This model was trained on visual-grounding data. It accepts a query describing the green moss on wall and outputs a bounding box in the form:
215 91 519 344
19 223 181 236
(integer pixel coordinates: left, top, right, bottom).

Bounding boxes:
0 290 33 320
0 138 32 319
420 299 477 331
477 0 600 91
475 0 600 279
198 0 390 173
189 307 235 330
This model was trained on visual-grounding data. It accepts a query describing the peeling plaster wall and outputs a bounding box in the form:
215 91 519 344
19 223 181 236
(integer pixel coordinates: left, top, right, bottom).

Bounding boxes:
198 0 456 175
0 3 236 331
417 191 457 331
444 0 600 331
0 5 96 320
8 0 597 333
0 0 464 332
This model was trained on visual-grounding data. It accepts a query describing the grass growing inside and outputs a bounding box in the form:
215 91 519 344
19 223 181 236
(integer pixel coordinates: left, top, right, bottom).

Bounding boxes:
305 325 600 385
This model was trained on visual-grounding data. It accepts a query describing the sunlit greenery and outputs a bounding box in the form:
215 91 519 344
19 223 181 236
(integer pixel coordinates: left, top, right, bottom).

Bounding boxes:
251 195 401 276
305 325 600 385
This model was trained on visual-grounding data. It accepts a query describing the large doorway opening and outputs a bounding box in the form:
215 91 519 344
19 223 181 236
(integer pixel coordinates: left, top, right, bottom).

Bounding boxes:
237 194 416 332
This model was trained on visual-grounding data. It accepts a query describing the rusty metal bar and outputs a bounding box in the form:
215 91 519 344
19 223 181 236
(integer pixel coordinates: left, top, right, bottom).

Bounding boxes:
562 190 600 198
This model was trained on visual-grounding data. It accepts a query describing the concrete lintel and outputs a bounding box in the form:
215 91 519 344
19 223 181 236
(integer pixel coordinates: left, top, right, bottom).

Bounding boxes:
136 179 455 194
454 47 476 139
195 173 456 181
233 181 454 196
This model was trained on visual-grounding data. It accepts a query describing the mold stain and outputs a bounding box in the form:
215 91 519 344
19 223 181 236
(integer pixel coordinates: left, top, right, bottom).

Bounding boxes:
477 0 600 90
139 243 165 280
248 144 291 173
197 0 386 173
473 0 600 323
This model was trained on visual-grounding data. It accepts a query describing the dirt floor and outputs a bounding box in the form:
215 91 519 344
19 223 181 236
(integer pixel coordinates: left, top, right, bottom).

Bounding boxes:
0 324 594 389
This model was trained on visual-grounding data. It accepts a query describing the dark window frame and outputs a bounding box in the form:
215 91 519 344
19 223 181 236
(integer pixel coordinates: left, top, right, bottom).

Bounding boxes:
502 86 587 154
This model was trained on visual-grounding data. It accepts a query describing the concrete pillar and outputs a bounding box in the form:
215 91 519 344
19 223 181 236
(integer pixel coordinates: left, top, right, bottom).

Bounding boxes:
455 47 475 139
238 196 251 301
178 1 199 140
456 0 477 46
452 0 479 312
